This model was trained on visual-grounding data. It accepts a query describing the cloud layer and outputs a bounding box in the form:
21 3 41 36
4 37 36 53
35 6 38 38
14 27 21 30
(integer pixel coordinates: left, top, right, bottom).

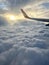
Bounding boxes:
0 20 49 65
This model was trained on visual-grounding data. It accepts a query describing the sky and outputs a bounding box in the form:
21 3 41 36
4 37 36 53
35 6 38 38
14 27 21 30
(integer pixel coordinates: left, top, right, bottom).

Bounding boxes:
0 0 49 19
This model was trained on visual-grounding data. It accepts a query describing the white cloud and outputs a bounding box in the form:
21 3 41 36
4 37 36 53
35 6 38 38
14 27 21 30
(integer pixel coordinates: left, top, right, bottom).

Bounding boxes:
0 20 49 65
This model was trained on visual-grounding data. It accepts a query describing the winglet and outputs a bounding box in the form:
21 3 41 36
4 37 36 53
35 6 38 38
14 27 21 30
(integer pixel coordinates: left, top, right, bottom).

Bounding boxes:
21 9 29 18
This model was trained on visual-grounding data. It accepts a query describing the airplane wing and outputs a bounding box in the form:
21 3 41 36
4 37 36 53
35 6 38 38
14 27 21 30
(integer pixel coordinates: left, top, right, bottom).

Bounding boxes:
21 9 49 22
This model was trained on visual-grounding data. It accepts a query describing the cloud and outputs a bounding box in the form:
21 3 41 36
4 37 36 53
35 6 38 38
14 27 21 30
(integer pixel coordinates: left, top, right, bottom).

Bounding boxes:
0 16 8 26
24 0 49 18
0 0 49 18
0 20 49 65
6 0 49 18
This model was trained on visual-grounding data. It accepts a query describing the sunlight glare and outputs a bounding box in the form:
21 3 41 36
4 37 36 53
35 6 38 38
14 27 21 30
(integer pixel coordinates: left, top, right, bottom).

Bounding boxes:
9 15 16 21
3 13 24 24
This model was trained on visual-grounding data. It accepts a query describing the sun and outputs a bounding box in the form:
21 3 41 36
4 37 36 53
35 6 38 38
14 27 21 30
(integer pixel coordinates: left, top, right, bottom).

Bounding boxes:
9 15 16 21
6 14 17 21
3 13 24 24
4 13 17 21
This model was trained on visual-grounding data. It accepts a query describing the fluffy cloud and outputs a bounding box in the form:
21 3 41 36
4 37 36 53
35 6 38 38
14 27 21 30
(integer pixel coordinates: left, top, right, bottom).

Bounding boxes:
0 20 49 65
